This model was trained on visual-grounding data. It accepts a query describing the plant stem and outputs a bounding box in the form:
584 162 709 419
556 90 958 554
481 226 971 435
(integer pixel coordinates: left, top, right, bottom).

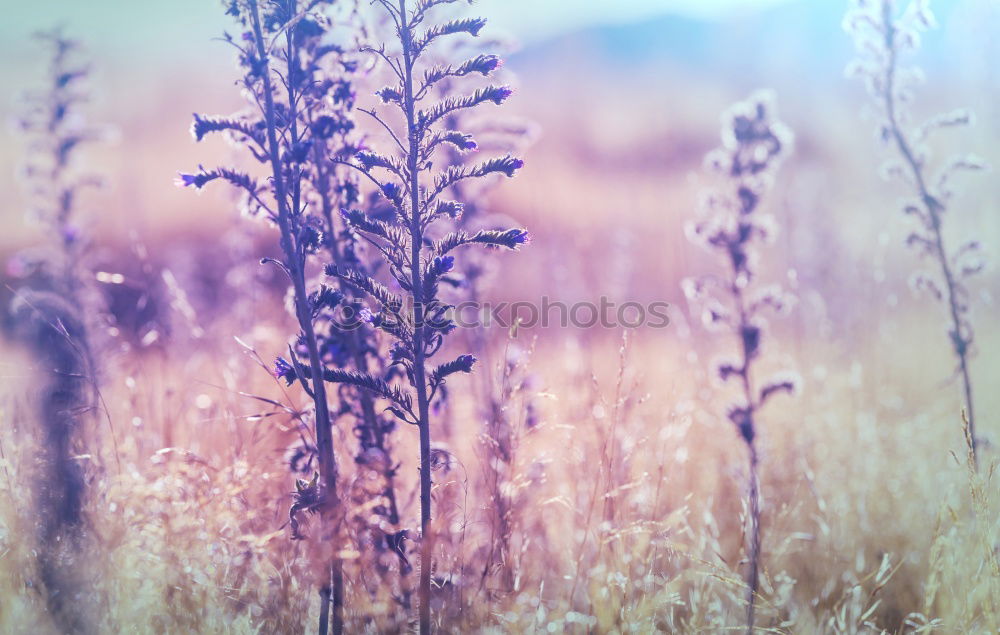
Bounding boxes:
746 443 761 634
733 258 760 633
318 583 331 635
247 1 344 631
398 1 434 631
331 561 344 635
881 4 977 467
317 156 402 526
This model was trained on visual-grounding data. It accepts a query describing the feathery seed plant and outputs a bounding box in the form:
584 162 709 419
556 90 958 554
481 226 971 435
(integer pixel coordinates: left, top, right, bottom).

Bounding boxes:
14 29 101 304
682 91 797 633
10 28 105 635
845 0 988 466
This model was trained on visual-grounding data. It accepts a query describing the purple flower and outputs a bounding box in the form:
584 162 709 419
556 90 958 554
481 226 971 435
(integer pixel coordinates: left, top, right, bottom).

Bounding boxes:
503 158 524 177
312 115 353 140
357 151 391 171
430 354 478 386
474 155 524 179
506 228 529 246
175 171 215 189
429 255 455 278
190 113 211 141
453 354 476 373
462 54 502 77
467 18 487 37
381 182 402 201
435 200 463 218
486 86 513 105
286 140 312 164
331 79 355 106
298 222 323 252
376 86 403 104
456 137 478 151
438 131 478 152
273 357 296 386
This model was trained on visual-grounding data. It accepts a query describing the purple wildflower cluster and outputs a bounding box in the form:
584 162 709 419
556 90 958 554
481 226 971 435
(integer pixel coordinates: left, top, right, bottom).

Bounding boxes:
181 1 526 632
323 5 527 628
180 1 402 631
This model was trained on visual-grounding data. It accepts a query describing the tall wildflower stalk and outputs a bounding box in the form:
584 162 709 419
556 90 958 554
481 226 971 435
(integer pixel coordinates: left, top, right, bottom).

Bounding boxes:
315 1 527 630
14 29 100 303
10 28 103 635
683 92 797 633
845 0 988 466
179 1 372 631
294 3 407 565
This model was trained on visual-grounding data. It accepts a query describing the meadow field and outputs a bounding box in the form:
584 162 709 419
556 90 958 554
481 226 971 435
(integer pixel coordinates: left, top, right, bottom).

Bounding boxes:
0 0 998 633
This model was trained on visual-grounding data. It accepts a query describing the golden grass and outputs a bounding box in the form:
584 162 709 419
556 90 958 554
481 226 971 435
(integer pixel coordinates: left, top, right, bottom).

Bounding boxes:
1 310 997 633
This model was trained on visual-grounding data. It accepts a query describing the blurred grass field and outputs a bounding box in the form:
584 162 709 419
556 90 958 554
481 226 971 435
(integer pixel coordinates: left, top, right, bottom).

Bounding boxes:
1 305 998 631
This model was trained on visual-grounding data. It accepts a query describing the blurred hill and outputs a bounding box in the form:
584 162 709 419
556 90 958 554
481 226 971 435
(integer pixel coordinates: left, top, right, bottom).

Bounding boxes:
0 1 997 322
511 1 997 83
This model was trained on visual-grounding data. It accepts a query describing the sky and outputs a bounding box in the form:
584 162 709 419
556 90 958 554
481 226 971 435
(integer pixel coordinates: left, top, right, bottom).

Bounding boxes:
464 0 796 42
0 0 992 251
0 0 797 58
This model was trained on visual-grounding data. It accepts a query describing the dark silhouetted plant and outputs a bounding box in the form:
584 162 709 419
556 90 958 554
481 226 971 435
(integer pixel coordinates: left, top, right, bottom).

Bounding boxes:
312 1 527 630
10 28 104 635
13 29 101 304
287 1 408 580
845 0 988 466
179 1 370 632
683 91 797 633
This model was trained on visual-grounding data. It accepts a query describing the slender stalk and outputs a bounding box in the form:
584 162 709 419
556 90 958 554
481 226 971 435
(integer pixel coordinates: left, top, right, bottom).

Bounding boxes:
247 1 344 632
467 279 512 591
316 155 402 526
397 2 435 630
685 93 792 633
880 8 977 466
332 3 524 626
745 444 761 634
734 271 761 634
318 584 332 635
331 564 344 635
